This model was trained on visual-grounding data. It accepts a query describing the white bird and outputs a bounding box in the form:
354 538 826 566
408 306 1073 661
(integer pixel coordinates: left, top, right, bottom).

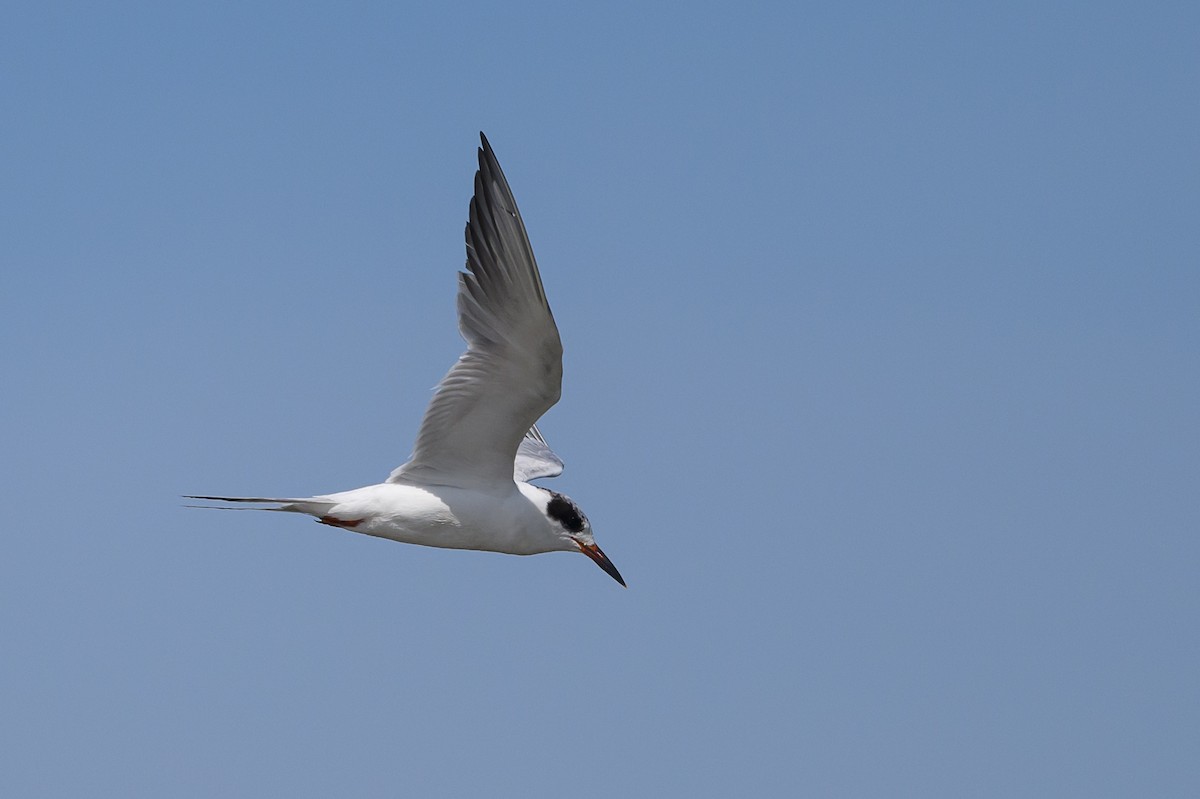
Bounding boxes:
187 133 624 586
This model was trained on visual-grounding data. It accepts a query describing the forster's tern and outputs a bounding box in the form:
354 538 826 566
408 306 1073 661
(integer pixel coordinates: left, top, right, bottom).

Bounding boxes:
188 134 624 586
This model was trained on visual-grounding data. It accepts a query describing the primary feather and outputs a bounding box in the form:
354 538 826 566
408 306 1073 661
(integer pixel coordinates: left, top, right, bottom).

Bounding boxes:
388 134 564 489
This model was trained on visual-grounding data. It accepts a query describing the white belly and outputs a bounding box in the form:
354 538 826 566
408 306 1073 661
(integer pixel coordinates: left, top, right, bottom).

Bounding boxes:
317 482 559 555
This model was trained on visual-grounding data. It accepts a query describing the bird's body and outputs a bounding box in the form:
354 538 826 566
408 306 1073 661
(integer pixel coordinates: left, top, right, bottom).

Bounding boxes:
187 134 624 586
222 481 575 556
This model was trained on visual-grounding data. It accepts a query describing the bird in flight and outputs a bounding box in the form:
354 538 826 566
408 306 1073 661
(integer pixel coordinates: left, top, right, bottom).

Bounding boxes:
187 133 624 586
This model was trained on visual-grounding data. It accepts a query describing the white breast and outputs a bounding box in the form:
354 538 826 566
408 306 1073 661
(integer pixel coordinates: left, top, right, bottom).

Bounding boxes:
318 481 562 555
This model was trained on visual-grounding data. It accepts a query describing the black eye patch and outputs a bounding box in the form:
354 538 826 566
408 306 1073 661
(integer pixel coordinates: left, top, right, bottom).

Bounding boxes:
546 492 585 533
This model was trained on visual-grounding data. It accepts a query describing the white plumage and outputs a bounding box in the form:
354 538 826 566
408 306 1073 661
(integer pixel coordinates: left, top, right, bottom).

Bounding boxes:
187 134 624 586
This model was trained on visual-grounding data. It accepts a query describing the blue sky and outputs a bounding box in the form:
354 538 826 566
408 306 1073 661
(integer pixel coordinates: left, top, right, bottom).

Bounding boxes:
2 1 1197 796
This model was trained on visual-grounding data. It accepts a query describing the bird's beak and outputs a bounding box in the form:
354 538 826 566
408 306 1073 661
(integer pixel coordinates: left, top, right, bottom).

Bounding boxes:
577 541 626 587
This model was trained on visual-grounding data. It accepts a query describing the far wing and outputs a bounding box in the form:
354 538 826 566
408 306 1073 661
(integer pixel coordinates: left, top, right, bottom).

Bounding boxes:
514 424 565 482
388 134 563 489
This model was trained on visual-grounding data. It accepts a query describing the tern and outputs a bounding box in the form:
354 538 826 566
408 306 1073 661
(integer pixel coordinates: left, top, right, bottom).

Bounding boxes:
187 133 625 586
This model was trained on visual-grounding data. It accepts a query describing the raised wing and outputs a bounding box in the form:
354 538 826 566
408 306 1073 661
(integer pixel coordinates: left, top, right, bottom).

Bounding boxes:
514 424 565 482
388 134 563 489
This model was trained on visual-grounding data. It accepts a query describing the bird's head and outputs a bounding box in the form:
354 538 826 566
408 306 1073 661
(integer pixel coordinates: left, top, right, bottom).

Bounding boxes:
540 489 625 587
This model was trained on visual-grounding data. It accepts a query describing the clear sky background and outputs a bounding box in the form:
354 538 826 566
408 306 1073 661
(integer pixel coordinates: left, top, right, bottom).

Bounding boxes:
2 2 1197 796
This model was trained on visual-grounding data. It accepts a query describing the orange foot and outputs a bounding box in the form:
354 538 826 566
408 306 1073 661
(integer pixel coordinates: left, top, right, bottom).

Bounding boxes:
318 516 365 529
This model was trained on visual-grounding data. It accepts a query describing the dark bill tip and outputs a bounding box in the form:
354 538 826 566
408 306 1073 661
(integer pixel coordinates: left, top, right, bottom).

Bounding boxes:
579 542 626 588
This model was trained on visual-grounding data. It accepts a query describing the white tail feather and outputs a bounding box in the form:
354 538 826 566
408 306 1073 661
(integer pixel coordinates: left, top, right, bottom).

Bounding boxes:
182 495 336 515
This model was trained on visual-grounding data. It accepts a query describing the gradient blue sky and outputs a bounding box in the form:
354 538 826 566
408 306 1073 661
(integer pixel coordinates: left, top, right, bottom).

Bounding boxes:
3 2 1197 796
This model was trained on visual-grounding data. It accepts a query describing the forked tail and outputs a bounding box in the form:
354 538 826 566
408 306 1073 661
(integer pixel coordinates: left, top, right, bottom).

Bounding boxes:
183 494 336 515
